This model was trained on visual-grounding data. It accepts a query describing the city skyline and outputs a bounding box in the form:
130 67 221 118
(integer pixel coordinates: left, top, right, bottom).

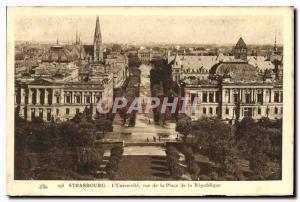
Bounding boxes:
14 15 283 45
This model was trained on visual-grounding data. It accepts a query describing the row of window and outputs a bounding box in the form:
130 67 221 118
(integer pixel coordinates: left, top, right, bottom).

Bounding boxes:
191 106 283 116
65 95 101 104
31 107 87 118
192 91 283 104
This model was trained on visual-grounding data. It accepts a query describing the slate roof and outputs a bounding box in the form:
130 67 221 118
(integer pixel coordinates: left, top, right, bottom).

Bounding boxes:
235 37 247 49
169 54 275 73
210 61 260 81
83 45 94 56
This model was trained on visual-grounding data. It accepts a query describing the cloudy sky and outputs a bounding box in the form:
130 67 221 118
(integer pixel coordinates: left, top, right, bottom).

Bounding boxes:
13 15 283 45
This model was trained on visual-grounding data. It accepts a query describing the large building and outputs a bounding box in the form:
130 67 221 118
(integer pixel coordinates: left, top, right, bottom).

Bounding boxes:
170 37 283 122
15 16 126 122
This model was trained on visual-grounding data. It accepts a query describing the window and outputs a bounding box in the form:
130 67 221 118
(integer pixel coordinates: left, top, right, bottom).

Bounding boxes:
86 96 90 104
281 107 283 114
203 107 206 114
257 93 263 104
225 91 229 103
56 109 59 115
39 108 43 118
31 108 35 120
209 107 213 114
233 93 239 103
76 96 81 104
274 92 280 103
245 93 251 104
66 108 70 115
258 108 261 115
56 96 60 104
203 92 208 103
215 92 219 102
274 107 278 114
96 97 100 103
225 108 229 115
66 96 71 104
209 92 214 103
76 108 80 114
244 107 253 117
191 93 197 103
280 92 283 102
47 109 51 121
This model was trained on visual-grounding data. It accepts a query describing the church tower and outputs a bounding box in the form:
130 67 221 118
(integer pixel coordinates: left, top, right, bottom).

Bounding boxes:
233 37 247 61
93 16 103 63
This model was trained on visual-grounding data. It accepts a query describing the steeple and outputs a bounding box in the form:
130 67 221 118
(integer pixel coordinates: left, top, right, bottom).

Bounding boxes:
93 15 103 62
94 16 102 43
274 33 278 52
76 31 78 44
233 37 247 61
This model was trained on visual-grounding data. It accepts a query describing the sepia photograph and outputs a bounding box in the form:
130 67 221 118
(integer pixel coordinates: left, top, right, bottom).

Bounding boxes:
6 6 294 196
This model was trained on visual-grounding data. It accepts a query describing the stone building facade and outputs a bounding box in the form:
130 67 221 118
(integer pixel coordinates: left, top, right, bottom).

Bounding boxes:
15 76 114 122
15 16 125 122
170 37 283 121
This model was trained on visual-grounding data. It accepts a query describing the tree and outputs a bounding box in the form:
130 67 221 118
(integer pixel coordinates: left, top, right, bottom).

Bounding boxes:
26 117 53 152
128 56 141 68
175 118 191 142
58 121 80 148
112 44 122 52
189 161 200 180
95 118 113 134
77 147 104 175
77 122 96 147
236 117 275 179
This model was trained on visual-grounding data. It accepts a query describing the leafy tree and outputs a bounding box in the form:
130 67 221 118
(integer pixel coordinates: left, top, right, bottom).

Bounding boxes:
26 117 53 152
111 44 122 52
128 56 141 68
189 161 200 180
175 118 191 142
236 117 276 179
58 121 80 148
95 117 113 134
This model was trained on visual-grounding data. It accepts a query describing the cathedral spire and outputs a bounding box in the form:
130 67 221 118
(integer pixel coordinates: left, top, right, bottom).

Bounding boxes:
93 15 103 62
76 31 78 44
94 16 102 43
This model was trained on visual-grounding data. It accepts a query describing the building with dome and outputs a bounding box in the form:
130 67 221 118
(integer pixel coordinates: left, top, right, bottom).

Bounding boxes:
169 37 283 122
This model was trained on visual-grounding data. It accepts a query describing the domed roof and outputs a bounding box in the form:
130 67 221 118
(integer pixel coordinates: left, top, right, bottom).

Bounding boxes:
210 61 259 81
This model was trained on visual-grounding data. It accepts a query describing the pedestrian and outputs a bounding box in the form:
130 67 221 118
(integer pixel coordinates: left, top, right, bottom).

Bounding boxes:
147 137 149 142
159 136 161 142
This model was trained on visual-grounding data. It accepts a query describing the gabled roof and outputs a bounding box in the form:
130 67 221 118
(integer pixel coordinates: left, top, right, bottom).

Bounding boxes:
235 37 247 49
83 45 94 55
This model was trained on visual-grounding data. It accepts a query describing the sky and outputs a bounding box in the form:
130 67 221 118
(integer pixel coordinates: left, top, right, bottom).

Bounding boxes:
13 15 283 45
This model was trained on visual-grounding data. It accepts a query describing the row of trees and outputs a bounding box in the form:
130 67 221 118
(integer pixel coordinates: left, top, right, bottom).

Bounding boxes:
106 146 124 179
117 58 141 127
150 59 176 125
166 145 184 180
175 117 282 180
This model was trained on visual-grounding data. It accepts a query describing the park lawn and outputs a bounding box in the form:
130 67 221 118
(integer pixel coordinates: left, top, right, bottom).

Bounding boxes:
114 155 174 180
